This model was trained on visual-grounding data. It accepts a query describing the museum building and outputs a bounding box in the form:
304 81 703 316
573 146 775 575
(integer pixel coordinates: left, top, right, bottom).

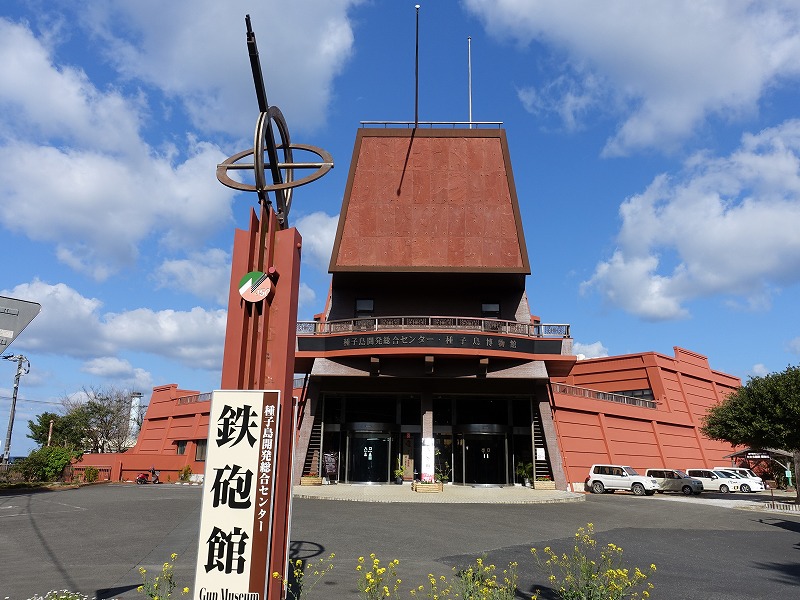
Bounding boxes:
76 124 741 489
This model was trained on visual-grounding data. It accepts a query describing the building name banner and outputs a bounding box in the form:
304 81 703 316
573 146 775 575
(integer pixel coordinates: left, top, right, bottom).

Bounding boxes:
297 332 563 355
194 390 281 600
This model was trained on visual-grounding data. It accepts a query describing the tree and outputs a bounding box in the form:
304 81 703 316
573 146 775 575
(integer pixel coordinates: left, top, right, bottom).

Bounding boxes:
702 364 800 501
63 386 138 453
27 411 88 450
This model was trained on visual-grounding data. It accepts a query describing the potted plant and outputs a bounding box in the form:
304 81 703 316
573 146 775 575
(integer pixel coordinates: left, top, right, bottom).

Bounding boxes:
535 475 556 490
516 461 533 487
393 457 405 485
300 471 322 486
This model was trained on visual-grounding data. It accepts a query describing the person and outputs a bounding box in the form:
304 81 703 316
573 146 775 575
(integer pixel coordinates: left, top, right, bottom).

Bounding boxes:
150 466 156 483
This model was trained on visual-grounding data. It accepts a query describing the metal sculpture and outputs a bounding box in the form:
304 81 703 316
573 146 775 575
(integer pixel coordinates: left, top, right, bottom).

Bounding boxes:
216 15 333 227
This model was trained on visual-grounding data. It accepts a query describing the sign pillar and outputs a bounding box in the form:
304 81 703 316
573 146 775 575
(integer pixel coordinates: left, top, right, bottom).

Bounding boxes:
198 14 333 600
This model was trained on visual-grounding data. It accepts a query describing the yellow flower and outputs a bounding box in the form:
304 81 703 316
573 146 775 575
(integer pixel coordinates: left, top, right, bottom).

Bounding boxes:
171 553 178 560
182 587 190 594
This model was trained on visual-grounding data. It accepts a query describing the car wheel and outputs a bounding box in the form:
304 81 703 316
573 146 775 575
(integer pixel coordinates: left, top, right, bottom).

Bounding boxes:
682 485 693 496
719 484 730 493
740 484 751 493
631 483 646 496
591 481 605 494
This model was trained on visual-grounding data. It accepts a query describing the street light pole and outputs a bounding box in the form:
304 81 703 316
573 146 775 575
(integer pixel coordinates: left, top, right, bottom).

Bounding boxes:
2 354 30 464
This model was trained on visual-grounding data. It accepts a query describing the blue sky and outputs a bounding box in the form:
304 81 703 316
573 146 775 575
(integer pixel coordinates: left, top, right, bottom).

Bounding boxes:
2 1 800 456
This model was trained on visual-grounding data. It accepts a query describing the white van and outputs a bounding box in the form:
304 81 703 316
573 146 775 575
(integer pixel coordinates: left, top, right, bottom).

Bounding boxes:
713 466 766 488
645 469 703 495
715 469 765 493
686 469 740 493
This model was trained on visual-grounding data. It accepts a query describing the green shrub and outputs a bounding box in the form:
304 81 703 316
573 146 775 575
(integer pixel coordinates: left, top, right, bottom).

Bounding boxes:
138 552 189 599
83 466 99 483
17 447 78 482
179 465 192 482
531 523 656 600
451 556 518 600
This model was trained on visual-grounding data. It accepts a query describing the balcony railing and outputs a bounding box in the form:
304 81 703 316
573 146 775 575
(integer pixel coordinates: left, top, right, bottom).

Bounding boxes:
552 383 657 409
297 316 569 339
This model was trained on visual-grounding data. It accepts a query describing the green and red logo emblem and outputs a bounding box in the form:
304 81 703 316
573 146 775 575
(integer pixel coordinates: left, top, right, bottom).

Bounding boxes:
238 271 274 303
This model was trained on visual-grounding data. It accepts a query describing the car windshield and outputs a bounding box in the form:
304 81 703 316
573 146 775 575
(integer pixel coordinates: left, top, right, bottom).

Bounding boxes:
624 467 639 475
674 470 689 478
715 471 736 478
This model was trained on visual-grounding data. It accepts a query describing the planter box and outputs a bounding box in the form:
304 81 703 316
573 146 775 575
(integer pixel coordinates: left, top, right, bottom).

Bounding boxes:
300 476 323 486
412 481 443 493
534 480 556 490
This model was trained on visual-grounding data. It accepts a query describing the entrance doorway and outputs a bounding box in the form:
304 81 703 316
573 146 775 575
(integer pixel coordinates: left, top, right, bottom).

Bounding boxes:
348 433 390 482
461 434 507 485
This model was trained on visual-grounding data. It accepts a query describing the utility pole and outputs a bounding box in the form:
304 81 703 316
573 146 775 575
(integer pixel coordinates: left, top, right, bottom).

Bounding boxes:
2 354 30 464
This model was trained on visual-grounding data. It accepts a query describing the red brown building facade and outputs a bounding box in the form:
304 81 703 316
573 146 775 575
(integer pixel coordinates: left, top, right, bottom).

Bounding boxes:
78 124 741 489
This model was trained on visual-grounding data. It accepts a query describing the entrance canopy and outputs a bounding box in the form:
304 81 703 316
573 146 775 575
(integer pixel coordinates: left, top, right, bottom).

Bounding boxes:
723 448 793 470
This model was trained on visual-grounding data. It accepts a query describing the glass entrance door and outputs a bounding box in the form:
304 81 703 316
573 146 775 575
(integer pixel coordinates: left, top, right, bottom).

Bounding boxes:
349 433 390 482
462 434 506 485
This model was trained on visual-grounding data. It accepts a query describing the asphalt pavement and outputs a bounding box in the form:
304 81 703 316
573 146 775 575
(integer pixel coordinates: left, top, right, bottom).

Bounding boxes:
1 483 798 599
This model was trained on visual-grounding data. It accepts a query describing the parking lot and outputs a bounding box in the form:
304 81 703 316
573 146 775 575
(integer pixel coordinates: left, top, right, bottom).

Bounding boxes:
1 483 799 599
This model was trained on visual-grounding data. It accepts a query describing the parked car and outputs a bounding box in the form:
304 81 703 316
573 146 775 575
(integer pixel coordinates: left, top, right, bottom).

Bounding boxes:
645 469 703 495
713 466 768 489
685 469 741 493
587 464 660 496
715 469 765 493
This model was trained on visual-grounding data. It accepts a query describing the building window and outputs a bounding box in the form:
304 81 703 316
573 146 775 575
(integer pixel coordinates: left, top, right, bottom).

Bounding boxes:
355 298 374 317
616 389 655 402
176 440 187 455
482 303 500 319
195 439 207 461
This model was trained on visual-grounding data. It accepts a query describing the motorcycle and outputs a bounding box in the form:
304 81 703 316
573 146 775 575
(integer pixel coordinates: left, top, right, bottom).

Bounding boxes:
135 472 150 484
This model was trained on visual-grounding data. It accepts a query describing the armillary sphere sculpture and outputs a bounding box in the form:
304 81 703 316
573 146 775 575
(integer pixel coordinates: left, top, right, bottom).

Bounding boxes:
216 14 333 228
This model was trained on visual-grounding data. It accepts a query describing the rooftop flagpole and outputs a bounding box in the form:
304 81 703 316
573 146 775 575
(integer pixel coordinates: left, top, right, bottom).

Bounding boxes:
468 36 473 129
415 4 420 128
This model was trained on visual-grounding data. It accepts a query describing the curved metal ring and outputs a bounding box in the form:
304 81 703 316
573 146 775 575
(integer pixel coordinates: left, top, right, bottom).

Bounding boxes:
216 106 334 225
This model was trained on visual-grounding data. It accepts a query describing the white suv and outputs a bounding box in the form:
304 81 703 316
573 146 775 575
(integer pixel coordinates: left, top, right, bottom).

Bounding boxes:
587 464 660 496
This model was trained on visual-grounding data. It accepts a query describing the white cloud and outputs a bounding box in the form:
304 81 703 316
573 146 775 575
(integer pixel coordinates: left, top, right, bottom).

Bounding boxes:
298 282 318 313
155 248 232 305
83 1 358 137
80 357 153 392
788 337 800 355
295 211 339 271
0 18 237 281
0 18 143 153
3 280 225 371
582 120 800 320
573 341 609 360
465 1 800 155
750 363 770 377
104 307 226 370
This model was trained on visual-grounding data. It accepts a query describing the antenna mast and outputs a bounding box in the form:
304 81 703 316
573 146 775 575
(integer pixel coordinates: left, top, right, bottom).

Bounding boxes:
415 4 420 128
468 36 473 128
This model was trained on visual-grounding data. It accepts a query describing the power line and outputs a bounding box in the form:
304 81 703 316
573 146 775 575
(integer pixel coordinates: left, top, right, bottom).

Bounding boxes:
0 396 64 407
